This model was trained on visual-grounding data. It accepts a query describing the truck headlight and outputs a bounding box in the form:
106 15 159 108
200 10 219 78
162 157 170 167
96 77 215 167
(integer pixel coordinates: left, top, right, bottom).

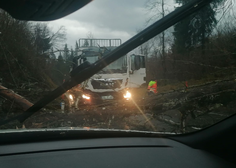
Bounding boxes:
124 91 131 100
69 94 73 101
82 94 90 100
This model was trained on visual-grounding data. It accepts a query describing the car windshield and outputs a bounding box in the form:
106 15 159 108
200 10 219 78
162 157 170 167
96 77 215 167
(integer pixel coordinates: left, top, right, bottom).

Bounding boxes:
0 0 235 134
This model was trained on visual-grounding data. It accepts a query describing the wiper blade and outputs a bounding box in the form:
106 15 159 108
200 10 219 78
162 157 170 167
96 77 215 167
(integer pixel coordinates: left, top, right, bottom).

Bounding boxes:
0 0 213 126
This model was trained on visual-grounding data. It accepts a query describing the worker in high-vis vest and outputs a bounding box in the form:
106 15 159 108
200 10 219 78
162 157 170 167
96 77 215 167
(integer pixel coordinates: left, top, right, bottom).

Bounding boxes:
147 79 157 95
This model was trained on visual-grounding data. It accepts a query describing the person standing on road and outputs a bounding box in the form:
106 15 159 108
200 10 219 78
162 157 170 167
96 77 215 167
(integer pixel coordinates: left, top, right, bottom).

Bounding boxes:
147 79 158 95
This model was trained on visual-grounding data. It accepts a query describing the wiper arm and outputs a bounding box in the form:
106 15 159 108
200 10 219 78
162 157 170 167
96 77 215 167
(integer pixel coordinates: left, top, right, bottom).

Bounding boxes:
0 0 213 126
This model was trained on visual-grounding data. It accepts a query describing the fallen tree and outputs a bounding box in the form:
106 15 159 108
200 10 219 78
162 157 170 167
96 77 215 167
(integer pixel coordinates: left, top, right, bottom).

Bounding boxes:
1 79 236 133
0 85 33 111
143 79 236 132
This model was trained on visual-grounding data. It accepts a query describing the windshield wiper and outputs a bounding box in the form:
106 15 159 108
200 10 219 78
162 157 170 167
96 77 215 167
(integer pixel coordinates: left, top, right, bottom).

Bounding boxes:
0 0 213 126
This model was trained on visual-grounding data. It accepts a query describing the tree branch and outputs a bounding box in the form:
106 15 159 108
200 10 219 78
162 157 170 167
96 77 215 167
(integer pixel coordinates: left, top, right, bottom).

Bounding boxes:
0 85 33 111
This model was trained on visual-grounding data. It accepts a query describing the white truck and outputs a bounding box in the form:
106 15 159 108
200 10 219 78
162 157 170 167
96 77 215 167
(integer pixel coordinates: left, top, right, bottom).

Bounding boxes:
73 38 146 104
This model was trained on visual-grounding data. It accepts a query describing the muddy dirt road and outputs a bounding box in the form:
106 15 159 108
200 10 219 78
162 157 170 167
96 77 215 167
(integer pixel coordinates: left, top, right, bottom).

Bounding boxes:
23 79 236 134
1 79 236 134
24 100 180 133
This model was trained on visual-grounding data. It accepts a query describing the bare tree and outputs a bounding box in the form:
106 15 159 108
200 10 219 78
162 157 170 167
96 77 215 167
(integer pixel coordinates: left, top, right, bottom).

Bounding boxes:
31 23 66 54
145 0 173 79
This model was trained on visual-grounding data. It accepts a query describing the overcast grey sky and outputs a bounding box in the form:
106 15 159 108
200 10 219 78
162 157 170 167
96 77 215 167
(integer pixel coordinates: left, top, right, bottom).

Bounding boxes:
48 0 147 49
48 0 178 50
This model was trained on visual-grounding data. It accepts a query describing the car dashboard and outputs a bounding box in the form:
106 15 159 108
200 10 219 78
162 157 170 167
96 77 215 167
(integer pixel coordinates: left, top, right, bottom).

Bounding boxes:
0 135 235 168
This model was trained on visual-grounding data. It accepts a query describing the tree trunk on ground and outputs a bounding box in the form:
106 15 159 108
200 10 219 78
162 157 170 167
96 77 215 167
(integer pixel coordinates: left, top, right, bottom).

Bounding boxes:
0 85 33 111
143 79 236 132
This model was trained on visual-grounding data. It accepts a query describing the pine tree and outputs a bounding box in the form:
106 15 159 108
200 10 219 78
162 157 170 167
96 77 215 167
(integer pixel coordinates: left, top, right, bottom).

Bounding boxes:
172 0 223 55
68 48 74 63
33 23 52 54
50 47 56 60
58 52 63 62
63 44 69 61
83 39 89 47
75 41 79 56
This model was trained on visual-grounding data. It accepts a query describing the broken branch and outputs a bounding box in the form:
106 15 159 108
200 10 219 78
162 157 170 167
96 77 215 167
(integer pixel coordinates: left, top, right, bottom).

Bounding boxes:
0 85 33 111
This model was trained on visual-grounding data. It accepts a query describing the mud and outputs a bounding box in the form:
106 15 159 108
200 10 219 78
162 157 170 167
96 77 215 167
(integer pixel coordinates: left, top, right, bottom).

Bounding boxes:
1 79 236 134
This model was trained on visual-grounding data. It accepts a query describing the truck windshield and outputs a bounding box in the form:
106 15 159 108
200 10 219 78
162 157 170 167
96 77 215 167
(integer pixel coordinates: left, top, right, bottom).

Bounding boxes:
86 55 127 73
103 56 127 73
80 39 127 74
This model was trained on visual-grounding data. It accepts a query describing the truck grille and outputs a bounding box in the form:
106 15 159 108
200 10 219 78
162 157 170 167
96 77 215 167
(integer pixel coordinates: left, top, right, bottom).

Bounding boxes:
91 79 123 89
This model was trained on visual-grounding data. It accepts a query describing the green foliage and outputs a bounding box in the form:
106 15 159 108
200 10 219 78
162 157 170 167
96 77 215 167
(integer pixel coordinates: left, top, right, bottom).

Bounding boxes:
172 0 224 55
63 44 69 61
83 39 89 47
0 11 67 89
144 0 234 83
69 48 74 62
75 41 79 56
33 23 52 54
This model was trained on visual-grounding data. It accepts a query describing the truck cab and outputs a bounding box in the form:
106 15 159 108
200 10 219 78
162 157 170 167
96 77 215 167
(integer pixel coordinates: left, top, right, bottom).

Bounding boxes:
74 38 146 102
